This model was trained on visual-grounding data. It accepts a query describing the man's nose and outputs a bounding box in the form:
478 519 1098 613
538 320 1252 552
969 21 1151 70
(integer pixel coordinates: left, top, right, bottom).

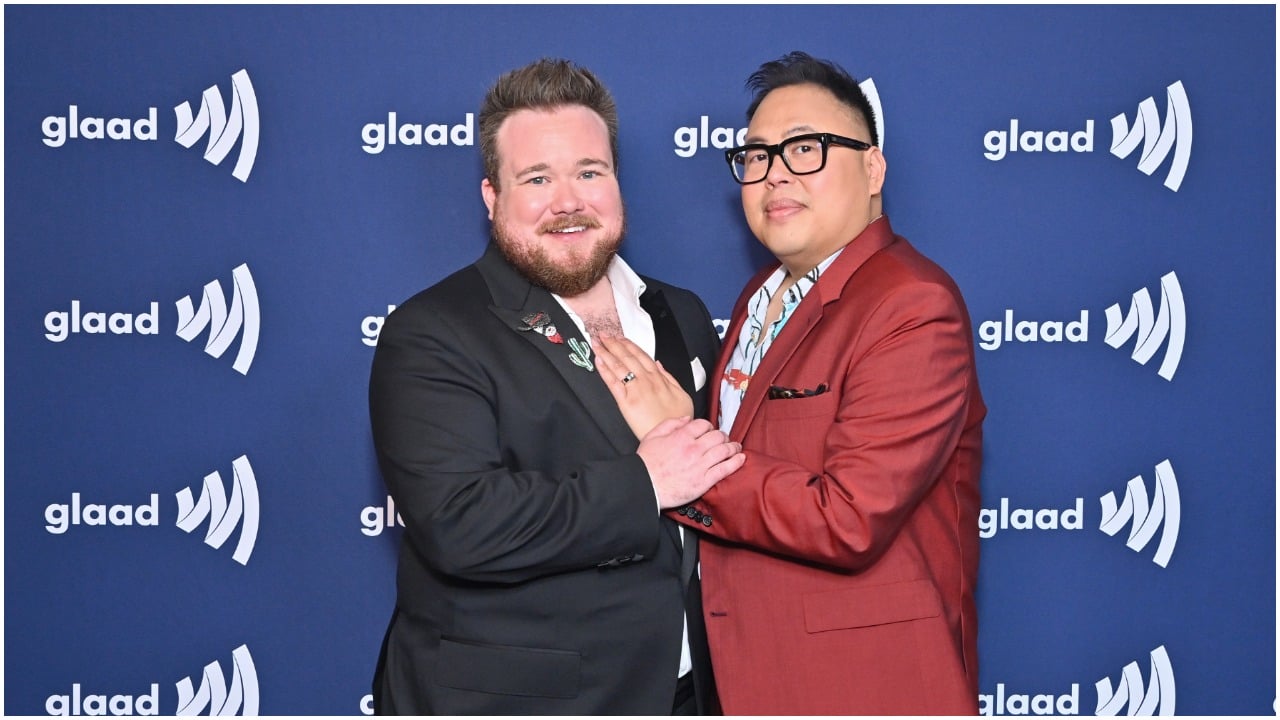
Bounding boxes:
764 152 794 187
549 180 585 213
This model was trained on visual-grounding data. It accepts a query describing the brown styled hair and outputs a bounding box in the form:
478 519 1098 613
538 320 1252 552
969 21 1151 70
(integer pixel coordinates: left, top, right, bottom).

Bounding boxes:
479 58 619 190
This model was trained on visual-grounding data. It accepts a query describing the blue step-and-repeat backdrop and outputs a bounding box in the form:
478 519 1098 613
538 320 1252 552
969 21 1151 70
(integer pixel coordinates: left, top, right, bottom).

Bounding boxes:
4 4 1276 716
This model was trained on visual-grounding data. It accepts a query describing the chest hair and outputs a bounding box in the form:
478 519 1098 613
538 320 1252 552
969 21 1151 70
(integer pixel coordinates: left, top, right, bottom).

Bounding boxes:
580 308 624 340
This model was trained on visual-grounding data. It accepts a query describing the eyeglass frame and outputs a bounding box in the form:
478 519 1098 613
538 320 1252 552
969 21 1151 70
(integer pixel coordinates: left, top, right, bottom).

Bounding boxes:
724 132 873 185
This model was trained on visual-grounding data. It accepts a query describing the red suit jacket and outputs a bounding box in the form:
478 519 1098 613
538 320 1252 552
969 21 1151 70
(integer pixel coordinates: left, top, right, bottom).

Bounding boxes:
674 217 985 715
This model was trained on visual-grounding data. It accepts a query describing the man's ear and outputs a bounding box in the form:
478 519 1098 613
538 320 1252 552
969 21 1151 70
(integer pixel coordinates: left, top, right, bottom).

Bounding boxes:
865 147 887 196
481 178 497 220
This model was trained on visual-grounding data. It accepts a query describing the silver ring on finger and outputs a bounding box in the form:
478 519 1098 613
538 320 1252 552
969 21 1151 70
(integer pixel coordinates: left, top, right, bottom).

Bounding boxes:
621 371 636 384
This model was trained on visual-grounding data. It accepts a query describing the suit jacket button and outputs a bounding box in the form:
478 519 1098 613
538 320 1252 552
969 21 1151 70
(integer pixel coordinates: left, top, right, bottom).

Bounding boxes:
702 515 713 527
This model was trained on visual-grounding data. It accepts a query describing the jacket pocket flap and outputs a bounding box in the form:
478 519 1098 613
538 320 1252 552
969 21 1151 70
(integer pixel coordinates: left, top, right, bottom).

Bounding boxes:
803 579 942 633
437 637 580 698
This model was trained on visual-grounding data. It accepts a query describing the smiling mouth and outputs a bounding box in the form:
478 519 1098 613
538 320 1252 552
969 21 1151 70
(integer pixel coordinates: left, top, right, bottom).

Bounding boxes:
540 216 602 235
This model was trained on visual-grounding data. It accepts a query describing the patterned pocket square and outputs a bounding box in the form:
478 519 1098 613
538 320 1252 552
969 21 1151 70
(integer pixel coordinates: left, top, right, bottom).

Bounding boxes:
767 383 829 400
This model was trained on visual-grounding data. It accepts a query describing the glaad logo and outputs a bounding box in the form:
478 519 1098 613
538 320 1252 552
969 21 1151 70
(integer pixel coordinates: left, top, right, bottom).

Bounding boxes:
176 644 260 716
1095 646 1175 716
361 495 405 536
176 263 261 375
1103 272 1185 382
41 69 259 182
43 455 260 566
1109 82 1192 192
979 460 1179 567
46 644 258 716
361 305 398 347
1099 459 1179 568
361 112 474 154
43 263 260 376
976 271 1185 381
979 497 1083 539
674 79 884 157
176 455 261 566
44 493 161 534
174 69 261 182
983 81 1191 191
979 645 1174 716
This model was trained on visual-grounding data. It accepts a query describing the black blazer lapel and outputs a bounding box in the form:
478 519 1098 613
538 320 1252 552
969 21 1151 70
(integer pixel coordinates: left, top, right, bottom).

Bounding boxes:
641 286 704 582
641 287 697 397
476 245 638 455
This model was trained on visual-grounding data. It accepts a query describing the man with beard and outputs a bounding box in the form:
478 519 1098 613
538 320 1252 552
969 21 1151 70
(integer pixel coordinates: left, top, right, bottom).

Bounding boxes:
368 58 743 715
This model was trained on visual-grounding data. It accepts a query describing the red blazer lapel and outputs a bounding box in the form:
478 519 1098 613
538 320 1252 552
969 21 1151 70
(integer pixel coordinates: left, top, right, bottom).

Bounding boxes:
722 217 900 441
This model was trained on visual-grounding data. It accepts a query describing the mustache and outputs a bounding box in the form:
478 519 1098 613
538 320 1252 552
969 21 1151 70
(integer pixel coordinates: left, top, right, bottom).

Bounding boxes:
538 215 602 234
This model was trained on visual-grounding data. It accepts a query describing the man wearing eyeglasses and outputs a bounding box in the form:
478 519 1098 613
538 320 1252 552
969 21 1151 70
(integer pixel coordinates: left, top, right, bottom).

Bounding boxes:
672 51 986 714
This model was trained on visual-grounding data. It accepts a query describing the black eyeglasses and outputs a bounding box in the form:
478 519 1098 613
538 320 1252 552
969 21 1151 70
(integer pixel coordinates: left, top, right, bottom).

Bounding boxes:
725 132 872 185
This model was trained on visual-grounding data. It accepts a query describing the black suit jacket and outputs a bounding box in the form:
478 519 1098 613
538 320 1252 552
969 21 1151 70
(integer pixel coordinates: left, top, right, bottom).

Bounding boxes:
369 243 720 714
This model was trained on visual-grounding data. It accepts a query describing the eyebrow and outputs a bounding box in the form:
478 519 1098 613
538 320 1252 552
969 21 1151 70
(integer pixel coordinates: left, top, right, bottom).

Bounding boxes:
744 124 819 145
514 157 611 179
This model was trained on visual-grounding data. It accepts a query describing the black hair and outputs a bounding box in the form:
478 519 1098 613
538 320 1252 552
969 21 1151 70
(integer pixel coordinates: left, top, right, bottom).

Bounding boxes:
745 51 879 147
